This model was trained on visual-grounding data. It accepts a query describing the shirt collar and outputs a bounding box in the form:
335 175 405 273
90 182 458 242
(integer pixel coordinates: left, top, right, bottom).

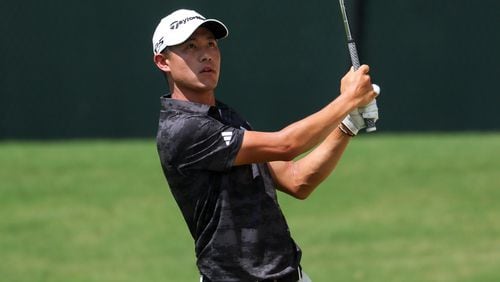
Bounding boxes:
160 94 229 117
160 94 213 114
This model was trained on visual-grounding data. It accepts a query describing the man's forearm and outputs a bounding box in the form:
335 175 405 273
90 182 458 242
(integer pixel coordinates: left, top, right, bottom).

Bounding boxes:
293 127 351 197
278 95 354 157
270 126 351 199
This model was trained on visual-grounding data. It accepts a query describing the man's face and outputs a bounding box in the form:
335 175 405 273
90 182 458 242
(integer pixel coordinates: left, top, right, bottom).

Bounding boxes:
164 27 221 93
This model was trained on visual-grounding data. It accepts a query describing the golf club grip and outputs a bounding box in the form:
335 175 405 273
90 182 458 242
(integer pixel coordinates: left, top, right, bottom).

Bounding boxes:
348 42 377 132
348 41 361 70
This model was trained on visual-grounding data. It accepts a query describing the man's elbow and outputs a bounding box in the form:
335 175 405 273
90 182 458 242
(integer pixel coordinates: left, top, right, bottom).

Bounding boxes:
291 185 314 200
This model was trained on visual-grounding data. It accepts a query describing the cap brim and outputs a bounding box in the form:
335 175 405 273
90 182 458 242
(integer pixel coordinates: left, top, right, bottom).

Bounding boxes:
200 19 229 40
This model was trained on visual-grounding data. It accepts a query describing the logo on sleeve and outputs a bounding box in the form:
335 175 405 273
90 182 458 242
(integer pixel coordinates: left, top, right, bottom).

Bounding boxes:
221 131 232 146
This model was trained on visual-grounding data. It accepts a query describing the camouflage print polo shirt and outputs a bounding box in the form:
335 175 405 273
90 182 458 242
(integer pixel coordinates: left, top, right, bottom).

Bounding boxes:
156 95 301 281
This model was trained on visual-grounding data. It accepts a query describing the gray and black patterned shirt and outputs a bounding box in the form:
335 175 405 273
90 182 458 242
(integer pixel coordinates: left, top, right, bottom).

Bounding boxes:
156 95 301 281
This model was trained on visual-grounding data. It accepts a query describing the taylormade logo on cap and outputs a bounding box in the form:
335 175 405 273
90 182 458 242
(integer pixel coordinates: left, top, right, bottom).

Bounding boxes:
170 15 205 30
152 9 229 54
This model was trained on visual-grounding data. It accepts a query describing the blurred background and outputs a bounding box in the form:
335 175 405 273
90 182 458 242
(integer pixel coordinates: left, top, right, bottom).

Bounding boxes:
1 1 500 282
1 0 499 139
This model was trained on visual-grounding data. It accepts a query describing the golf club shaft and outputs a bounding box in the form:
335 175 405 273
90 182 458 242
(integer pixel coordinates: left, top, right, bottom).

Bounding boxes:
339 0 376 132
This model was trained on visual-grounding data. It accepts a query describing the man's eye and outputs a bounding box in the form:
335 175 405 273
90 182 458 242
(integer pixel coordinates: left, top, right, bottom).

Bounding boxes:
187 43 196 49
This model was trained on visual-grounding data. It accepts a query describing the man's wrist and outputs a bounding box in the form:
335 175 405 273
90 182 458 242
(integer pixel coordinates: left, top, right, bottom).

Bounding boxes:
338 123 355 137
333 94 358 117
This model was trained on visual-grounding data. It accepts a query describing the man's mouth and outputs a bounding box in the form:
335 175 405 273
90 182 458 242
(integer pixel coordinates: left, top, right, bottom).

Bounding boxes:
200 66 214 73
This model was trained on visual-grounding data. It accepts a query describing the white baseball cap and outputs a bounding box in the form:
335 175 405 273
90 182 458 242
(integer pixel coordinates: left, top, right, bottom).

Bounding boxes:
152 9 229 54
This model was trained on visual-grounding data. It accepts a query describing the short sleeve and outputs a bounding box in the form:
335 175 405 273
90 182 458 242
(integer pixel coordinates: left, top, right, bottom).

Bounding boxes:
158 115 244 174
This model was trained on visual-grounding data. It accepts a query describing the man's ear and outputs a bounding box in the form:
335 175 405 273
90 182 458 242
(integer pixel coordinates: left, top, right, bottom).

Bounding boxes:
154 53 170 72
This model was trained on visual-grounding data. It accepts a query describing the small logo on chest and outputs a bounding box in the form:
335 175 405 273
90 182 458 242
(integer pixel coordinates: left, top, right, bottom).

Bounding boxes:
221 131 232 146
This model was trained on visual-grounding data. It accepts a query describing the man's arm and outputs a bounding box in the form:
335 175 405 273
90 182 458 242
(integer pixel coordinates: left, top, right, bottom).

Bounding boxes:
233 65 375 166
267 126 351 199
233 96 351 165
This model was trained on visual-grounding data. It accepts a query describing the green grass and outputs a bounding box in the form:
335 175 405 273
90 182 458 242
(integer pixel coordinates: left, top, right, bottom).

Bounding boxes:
1 134 499 282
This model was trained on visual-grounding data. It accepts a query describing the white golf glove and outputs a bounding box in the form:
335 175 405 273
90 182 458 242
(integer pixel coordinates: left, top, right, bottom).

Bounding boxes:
342 108 365 135
341 84 380 135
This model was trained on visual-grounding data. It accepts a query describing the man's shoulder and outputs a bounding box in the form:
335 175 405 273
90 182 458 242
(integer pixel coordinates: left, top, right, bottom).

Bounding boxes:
158 111 213 141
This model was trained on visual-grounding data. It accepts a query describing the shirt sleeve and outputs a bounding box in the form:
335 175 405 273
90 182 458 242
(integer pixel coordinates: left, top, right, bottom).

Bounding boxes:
168 115 244 174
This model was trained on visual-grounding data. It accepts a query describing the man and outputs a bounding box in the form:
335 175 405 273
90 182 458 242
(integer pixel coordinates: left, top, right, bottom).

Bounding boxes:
152 9 378 282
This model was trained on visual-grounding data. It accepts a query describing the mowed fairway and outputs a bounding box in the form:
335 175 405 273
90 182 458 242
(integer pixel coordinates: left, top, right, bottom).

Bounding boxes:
1 134 499 282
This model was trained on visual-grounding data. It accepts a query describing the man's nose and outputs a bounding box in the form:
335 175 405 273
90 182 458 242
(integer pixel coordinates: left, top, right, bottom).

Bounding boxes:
200 54 212 62
200 48 212 62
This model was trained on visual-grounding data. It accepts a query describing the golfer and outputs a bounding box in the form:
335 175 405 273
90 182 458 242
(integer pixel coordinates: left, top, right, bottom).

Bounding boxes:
153 9 378 282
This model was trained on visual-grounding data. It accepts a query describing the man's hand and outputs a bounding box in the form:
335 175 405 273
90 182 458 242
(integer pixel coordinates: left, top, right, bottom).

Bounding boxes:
340 65 377 110
341 108 365 135
341 84 380 135
359 99 379 122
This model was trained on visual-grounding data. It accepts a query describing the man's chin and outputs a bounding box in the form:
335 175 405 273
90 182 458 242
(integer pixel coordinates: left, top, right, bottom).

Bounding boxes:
197 81 218 92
